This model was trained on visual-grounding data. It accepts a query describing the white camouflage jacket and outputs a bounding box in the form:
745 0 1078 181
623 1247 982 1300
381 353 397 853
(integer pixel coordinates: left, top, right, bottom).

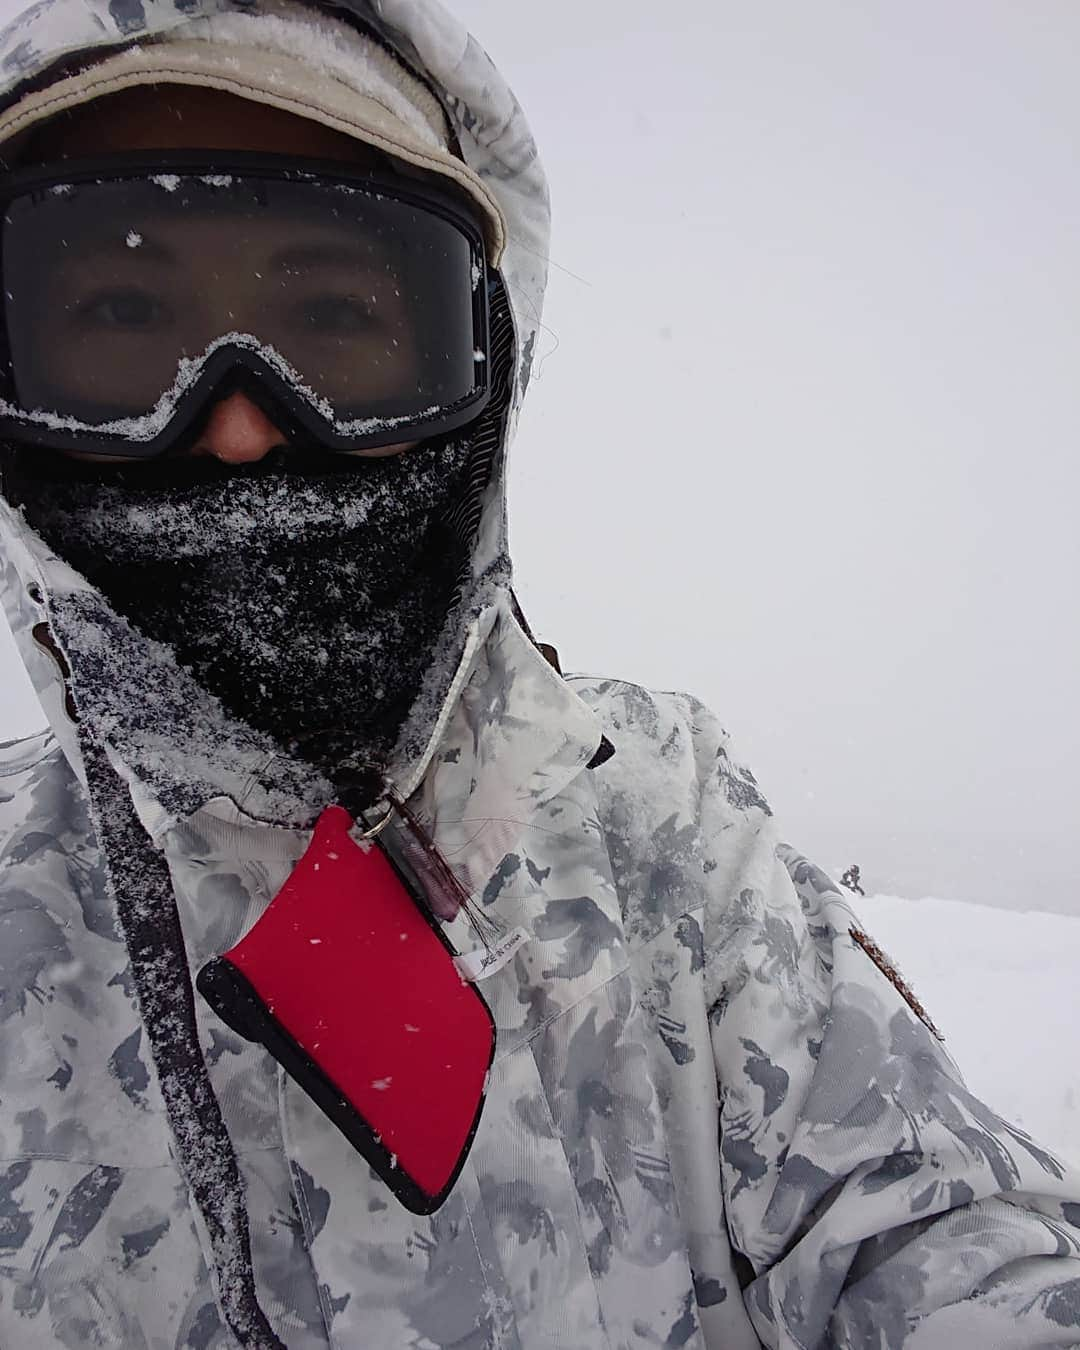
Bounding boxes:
1 2 1080 1348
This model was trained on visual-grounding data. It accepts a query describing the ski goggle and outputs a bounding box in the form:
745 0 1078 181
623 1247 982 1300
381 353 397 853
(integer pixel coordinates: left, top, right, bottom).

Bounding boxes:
0 154 491 457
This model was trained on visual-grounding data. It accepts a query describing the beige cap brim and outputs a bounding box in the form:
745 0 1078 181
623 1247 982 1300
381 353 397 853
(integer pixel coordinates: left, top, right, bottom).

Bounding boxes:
0 36 506 263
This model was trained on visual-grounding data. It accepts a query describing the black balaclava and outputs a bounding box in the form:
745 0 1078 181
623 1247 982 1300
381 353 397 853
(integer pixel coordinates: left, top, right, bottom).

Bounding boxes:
4 279 513 815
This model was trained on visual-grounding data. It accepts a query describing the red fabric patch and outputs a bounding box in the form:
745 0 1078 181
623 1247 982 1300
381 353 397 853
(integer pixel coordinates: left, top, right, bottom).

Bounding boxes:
223 805 493 1198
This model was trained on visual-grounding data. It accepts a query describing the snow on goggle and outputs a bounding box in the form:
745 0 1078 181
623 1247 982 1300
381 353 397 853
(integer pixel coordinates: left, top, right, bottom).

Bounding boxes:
0 154 491 457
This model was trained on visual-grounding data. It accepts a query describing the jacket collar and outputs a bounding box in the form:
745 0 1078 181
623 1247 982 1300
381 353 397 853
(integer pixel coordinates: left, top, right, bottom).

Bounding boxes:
409 595 604 894
1 499 603 862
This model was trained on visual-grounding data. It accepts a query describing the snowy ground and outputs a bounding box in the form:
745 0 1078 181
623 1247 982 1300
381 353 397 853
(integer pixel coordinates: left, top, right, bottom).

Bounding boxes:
843 889 1080 1164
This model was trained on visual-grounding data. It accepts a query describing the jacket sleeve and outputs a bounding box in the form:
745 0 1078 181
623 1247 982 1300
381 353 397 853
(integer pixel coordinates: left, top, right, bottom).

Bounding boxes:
700 732 1080 1348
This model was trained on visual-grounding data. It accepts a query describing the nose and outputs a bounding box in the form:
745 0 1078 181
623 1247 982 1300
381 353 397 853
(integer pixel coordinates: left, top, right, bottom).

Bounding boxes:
192 392 288 463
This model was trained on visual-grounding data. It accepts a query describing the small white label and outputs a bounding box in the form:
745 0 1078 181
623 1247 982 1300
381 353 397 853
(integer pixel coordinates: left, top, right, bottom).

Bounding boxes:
455 927 529 983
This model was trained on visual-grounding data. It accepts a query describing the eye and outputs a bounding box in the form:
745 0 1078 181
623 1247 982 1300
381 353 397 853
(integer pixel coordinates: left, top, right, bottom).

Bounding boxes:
77 288 170 330
299 295 379 336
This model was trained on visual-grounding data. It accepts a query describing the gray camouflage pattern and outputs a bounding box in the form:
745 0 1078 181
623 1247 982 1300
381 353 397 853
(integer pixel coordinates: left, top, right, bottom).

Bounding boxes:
2 0 1080 1346
5 672 1080 1348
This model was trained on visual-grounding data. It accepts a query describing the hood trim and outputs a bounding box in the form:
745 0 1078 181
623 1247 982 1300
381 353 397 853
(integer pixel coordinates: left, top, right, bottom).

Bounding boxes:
0 32 507 261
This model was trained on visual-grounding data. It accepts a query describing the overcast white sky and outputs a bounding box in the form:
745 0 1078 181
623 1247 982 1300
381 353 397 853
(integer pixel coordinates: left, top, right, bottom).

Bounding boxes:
456 0 1080 913
2 1 1078 913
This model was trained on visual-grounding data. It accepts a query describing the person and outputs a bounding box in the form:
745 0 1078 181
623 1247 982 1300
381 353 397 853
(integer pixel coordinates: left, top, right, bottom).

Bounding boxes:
841 864 865 897
0 2 1077 1347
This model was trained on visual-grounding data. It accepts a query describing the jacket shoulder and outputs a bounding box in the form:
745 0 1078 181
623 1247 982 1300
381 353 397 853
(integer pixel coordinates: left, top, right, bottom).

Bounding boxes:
566 675 774 943
568 675 773 820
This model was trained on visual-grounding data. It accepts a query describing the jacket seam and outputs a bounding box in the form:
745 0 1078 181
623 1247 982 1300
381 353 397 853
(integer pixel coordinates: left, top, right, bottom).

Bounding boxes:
0 1152 175 1169
495 906 708 1065
494 961 631 1063
459 1195 505 1340
0 735 57 777
626 903 707 961
526 1039 617 1350
279 1067 337 1350
0 1143 290 1168
288 1154 338 1350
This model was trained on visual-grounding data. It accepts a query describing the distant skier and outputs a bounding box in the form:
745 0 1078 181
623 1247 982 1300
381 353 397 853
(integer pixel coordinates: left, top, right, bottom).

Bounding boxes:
0 2 1078 1347
841 863 865 896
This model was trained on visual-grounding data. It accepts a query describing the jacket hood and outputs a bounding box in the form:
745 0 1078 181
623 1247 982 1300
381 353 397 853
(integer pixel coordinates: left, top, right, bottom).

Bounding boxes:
0 0 557 819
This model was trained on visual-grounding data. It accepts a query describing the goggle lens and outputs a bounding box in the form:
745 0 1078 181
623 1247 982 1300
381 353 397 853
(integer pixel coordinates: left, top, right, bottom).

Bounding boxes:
0 162 489 455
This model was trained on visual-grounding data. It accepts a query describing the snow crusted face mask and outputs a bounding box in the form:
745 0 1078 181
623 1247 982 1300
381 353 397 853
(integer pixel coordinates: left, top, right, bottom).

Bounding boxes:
11 440 475 807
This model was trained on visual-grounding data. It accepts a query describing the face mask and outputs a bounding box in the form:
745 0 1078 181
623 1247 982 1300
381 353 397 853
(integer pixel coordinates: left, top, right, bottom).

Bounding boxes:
12 440 474 809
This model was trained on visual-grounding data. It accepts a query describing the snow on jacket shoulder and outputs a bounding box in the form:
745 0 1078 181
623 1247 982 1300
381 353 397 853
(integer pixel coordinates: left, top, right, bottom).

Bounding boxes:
3 674 1080 1349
